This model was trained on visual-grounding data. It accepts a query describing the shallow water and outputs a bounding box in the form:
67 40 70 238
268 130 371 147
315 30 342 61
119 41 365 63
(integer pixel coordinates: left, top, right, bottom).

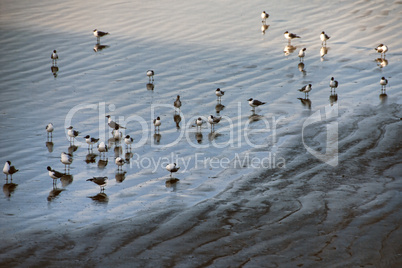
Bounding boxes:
0 0 401 266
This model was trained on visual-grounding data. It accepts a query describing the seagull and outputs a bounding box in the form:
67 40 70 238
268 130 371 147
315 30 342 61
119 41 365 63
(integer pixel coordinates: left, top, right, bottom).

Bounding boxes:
208 115 221 132
248 98 266 109
98 141 108 157
174 95 182 111
84 135 99 150
124 135 134 149
153 116 161 132
166 163 180 177
87 177 108 192
147 70 154 82
3 161 18 180
375 44 388 58
261 11 269 23
330 77 338 90
196 117 204 130
284 31 300 44
380 77 388 90
115 157 125 171
298 84 312 98
298 48 306 62
47 166 64 185
61 152 73 170
66 126 80 143
93 29 109 43
51 50 58 62
46 123 54 138
112 125 122 140
320 31 330 46
215 88 224 101
106 115 126 130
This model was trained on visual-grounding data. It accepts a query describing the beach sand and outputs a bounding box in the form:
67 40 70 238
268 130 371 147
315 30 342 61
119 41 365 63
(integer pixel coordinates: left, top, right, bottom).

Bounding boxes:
0 0 401 267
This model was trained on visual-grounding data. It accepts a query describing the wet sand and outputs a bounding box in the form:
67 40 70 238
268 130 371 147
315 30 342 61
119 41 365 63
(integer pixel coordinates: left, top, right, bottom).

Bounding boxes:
0 0 401 267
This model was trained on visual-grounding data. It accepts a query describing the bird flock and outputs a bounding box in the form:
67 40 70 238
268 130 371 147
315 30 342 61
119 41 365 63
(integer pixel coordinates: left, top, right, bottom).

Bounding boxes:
3 10 391 199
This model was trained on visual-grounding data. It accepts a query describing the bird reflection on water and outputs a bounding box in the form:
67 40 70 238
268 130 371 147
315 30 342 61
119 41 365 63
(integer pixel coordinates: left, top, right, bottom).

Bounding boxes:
3 180 18 198
115 171 127 183
297 97 312 109
284 45 297 56
174 113 181 129
88 192 109 204
47 185 65 202
93 44 110 52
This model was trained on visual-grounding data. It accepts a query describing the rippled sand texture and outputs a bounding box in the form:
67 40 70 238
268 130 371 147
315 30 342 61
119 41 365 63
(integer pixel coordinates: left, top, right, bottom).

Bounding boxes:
0 0 401 267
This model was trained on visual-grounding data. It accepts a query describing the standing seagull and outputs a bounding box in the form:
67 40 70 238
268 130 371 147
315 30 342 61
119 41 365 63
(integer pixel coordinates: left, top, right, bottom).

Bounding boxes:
298 48 306 62
47 166 64 186
61 152 73 171
84 135 99 150
174 95 182 111
3 161 18 180
147 70 155 82
66 126 80 143
166 163 180 177
215 88 225 102
98 141 108 157
208 115 221 132
87 177 108 192
124 135 134 150
330 77 338 91
320 31 330 46
153 116 161 133
248 98 266 110
196 117 204 131
106 115 126 130
261 11 269 23
284 31 301 44
380 77 388 90
93 29 109 43
51 50 58 63
375 44 388 58
298 84 312 98
115 157 125 171
46 123 54 139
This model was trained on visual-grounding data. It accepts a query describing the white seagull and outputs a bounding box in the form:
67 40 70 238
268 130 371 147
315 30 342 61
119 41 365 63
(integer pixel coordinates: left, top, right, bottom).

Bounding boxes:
87 177 108 192
166 163 180 177
248 98 266 109
61 152 73 170
298 48 306 62
46 123 54 138
153 116 161 132
284 31 300 44
51 50 58 62
105 115 126 130
124 135 134 149
215 88 224 101
84 135 99 150
375 44 388 58
298 84 312 98
261 11 269 23
98 141 108 157
47 166 64 185
115 157 125 171
320 31 330 46
3 161 19 180
330 77 338 90
208 115 221 132
93 29 109 43
380 77 388 89
66 126 80 143
147 70 155 82
196 117 204 130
